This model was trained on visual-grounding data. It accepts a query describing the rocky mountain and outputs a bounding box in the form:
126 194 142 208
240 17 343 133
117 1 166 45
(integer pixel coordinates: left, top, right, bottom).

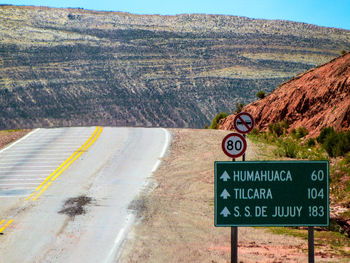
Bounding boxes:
1 5 350 128
218 53 350 137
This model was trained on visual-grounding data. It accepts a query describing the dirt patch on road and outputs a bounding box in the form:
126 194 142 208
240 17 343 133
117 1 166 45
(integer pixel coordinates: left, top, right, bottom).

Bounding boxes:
58 196 92 219
119 129 347 262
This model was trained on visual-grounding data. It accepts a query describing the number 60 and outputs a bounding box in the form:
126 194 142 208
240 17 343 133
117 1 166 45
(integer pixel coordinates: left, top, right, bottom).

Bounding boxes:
311 170 324 181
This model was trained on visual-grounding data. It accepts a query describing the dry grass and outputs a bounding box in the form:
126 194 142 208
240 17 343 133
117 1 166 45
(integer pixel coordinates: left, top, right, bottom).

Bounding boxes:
200 65 294 79
119 129 347 263
242 52 335 66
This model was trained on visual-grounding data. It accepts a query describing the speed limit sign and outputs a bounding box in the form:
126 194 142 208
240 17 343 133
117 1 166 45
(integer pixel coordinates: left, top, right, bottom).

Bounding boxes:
221 133 247 158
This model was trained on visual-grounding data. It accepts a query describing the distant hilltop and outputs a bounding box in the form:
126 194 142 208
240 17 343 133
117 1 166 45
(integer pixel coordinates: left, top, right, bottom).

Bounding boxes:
218 52 350 137
1 5 350 129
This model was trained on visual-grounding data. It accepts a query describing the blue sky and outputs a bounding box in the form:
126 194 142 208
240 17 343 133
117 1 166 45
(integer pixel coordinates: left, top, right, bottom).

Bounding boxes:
2 0 350 30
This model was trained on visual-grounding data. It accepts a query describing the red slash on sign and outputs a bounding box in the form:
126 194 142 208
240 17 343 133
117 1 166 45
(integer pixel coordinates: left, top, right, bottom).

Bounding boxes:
233 112 255 134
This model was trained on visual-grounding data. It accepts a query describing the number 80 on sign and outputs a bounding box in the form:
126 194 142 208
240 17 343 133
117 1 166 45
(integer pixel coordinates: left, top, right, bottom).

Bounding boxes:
221 133 247 158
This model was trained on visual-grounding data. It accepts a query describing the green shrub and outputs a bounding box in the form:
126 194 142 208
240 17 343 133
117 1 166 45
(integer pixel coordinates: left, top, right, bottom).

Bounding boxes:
234 103 245 114
209 112 228 129
328 218 343 233
281 138 298 158
281 120 290 130
274 138 298 158
256 91 266 99
344 152 350 165
250 128 259 136
317 126 336 144
295 126 308 139
322 132 340 157
322 130 350 157
268 122 284 137
306 138 316 147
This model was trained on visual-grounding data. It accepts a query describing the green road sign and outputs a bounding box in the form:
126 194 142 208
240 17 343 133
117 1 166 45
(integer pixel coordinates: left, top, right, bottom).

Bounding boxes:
214 161 329 227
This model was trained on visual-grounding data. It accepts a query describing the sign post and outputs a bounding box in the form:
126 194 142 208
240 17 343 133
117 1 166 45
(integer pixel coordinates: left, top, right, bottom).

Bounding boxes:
221 112 253 263
308 226 315 263
222 132 246 263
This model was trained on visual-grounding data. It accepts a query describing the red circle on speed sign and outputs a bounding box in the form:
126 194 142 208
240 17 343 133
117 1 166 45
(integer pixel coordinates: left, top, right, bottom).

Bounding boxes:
234 112 255 134
221 133 247 158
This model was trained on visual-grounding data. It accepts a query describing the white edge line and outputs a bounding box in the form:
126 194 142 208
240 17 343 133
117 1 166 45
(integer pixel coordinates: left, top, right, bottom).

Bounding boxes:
105 214 135 263
0 128 40 154
105 128 171 263
151 128 171 173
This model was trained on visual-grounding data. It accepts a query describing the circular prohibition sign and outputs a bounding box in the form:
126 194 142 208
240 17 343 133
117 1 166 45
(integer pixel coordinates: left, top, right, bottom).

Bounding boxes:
221 132 247 158
234 112 255 134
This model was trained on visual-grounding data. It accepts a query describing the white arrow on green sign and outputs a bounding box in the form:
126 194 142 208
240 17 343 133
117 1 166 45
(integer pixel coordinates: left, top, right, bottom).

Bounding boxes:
220 189 230 199
220 207 231 217
220 171 230 181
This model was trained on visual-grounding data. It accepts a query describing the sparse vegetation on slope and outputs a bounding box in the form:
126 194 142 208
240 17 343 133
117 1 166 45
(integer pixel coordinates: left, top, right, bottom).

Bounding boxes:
256 90 266 99
1 6 350 128
317 127 350 157
209 112 228 129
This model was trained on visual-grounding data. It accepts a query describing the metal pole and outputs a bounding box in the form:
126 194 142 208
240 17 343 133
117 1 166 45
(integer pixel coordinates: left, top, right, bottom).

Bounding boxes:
308 226 315 263
231 157 238 263
232 134 246 262
243 134 246 161
231 226 238 263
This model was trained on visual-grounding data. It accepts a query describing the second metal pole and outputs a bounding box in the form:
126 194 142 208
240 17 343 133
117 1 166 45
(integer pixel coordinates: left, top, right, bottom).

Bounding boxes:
231 226 238 263
308 226 315 263
243 134 246 161
231 134 246 263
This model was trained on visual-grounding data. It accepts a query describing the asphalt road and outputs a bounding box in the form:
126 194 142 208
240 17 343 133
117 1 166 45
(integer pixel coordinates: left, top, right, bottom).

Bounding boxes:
0 127 170 263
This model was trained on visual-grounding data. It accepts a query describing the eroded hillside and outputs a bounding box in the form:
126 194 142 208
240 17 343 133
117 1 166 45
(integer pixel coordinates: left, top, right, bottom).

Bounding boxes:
219 53 350 137
1 5 350 128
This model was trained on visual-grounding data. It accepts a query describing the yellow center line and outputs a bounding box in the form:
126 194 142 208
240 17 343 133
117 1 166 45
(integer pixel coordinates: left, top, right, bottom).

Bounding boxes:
26 127 100 201
26 126 103 201
0 219 13 233
0 219 5 228
32 182 52 201
51 126 103 182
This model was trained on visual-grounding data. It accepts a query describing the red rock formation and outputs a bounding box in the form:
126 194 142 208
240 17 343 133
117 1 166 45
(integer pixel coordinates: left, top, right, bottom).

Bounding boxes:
219 53 350 137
